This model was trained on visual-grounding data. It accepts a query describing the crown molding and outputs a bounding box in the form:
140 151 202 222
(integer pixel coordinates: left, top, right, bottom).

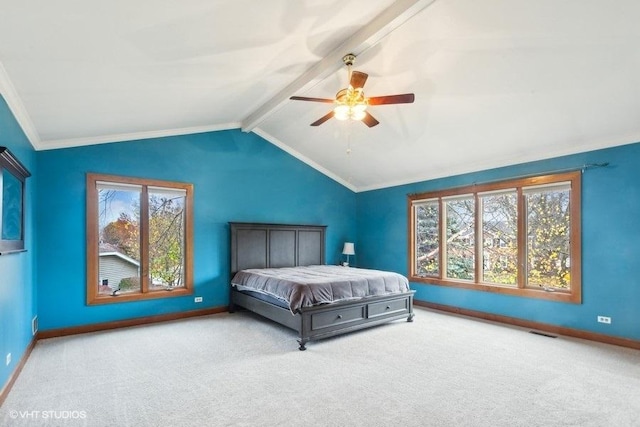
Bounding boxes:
356 134 640 193
253 127 357 192
0 61 41 149
38 122 241 151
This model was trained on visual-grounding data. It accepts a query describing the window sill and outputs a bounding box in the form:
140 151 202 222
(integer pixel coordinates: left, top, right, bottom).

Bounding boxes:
88 287 193 305
410 276 580 304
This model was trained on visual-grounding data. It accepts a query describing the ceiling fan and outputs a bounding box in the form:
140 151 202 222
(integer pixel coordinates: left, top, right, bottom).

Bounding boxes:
290 53 415 128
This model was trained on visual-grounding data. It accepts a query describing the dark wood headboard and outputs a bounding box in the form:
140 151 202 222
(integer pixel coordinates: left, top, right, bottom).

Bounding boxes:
230 222 326 275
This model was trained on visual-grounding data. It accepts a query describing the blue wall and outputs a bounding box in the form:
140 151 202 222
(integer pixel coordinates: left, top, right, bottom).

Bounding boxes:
3 86 639 395
357 143 640 341
0 96 36 391
35 130 356 331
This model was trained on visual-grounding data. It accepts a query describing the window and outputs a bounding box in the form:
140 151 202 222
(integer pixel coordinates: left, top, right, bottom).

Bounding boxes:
0 147 31 254
86 173 194 304
409 172 581 303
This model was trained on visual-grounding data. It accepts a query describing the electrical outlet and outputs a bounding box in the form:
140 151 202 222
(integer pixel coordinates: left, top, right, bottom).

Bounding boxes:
6 353 11 366
194 297 203 303
597 316 611 324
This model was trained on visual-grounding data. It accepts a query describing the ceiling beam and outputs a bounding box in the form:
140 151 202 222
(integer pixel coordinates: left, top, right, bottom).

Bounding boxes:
240 0 437 132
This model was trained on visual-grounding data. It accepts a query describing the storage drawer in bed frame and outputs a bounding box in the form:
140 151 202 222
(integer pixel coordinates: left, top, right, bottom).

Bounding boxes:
309 294 412 331
231 286 415 350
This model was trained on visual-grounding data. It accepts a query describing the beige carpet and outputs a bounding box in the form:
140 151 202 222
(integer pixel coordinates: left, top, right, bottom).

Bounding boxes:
2 308 639 426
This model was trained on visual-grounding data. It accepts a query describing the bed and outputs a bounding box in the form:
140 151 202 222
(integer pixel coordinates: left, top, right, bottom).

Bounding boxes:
229 222 415 350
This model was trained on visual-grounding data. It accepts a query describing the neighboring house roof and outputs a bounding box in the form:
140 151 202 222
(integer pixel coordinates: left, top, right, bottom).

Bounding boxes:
99 243 140 267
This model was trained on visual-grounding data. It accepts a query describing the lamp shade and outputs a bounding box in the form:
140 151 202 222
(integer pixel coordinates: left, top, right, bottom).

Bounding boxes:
342 242 355 255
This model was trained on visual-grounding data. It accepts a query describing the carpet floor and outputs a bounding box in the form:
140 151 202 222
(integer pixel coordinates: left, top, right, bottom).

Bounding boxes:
2 307 639 426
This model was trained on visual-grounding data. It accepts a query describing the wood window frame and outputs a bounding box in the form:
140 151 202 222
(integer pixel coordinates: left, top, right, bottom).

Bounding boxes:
86 173 194 305
408 171 581 303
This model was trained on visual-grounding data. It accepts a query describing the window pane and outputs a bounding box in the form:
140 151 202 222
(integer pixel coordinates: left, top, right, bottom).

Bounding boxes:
526 186 571 290
148 188 186 289
445 196 475 280
1 168 23 240
98 186 141 295
481 191 517 285
415 201 439 277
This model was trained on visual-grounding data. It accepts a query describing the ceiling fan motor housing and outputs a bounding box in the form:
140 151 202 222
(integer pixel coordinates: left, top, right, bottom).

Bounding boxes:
342 53 356 67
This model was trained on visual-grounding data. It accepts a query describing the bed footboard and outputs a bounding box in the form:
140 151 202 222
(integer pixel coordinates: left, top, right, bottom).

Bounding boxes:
231 286 415 350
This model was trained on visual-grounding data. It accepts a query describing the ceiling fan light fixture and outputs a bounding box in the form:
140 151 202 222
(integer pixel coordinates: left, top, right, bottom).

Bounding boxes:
352 102 367 113
334 104 350 121
351 109 367 121
334 102 367 121
351 102 367 120
290 53 414 127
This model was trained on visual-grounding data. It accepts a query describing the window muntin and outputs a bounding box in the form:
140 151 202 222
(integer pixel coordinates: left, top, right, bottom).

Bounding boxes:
87 174 193 304
409 172 581 303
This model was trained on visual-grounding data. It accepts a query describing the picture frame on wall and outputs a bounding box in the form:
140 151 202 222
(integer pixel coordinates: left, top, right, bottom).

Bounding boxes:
0 146 31 254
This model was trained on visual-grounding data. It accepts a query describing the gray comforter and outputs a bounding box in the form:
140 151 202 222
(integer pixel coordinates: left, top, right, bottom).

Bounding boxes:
231 265 410 313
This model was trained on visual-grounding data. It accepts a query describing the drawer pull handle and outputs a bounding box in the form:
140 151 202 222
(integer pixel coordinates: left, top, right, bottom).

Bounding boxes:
386 306 391 310
337 315 343 319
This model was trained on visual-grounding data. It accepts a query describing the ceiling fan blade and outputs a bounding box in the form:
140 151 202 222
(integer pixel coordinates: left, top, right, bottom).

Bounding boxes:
310 111 334 126
361 112 379 128
350 71 368 89
368 93 415 105
290 96 335 103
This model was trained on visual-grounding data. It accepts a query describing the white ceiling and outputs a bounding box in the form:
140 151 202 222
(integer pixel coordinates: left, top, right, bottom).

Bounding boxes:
1 0 639 191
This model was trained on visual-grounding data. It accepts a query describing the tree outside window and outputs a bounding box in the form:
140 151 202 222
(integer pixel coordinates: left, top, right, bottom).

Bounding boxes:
409 172 581 303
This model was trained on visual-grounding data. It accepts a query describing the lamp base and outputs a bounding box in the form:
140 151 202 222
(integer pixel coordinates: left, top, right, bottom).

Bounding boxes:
342 262 349 267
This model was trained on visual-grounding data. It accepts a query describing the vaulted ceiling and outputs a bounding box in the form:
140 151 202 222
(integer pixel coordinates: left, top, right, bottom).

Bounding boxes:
1 0 639 191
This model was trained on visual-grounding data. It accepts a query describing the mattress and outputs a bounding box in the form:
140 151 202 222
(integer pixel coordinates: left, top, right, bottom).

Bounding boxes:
231 265 410 313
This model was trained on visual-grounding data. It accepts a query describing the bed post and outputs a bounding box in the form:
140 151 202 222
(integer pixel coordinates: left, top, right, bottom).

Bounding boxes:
298 312 310 351
229 289 237 313
407 294 415 322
